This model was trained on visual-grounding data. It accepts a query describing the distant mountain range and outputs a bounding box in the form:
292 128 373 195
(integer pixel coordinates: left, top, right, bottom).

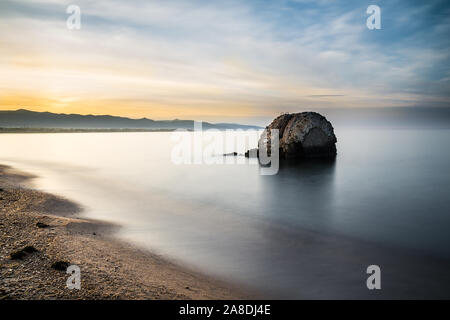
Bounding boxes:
0 109 261 130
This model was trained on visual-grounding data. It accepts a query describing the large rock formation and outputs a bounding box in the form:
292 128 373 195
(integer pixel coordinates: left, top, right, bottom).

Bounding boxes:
256 112 337 159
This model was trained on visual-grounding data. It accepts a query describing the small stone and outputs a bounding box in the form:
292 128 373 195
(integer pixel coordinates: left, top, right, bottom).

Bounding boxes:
51 261 70 271
223 152 238 156
10 250 26 260
244 148 259 158
10 246 38 260
36 222 50 228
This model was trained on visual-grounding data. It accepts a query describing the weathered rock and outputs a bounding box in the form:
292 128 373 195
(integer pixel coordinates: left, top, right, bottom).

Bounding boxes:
256 112 337 159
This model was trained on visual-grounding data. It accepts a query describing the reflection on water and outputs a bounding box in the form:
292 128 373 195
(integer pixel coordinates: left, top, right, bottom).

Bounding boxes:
261 158 337 229
1 129 450 298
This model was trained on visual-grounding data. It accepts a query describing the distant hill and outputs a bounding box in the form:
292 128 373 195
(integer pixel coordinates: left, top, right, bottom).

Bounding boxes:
0 109 261 130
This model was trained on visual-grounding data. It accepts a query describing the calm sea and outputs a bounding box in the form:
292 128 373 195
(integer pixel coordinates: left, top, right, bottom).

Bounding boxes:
1 128 450 298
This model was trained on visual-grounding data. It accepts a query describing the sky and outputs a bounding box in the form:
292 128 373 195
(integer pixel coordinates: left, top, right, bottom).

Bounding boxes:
0 0 449 125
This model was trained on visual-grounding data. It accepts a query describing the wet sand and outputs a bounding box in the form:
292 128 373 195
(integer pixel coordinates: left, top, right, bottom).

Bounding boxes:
0 165 253 300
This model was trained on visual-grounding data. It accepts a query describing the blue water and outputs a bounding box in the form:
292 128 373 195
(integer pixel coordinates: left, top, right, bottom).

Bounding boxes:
1 128 450 298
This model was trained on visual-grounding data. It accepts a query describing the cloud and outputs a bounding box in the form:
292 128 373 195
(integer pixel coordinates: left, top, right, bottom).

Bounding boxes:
0 0 449 123
306 95 345 98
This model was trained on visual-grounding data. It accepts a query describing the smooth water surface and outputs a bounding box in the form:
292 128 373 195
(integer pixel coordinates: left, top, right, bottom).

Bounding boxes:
1 129 450 298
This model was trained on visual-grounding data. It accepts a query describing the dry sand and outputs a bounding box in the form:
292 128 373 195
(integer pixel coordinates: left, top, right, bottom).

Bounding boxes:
0 164 253 300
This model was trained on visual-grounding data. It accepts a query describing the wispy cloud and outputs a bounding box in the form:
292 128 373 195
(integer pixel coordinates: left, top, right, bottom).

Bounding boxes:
0 0 449 123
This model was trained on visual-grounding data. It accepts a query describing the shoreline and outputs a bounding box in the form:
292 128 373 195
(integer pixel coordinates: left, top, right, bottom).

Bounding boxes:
3 162 450 299
0 164 256 300
0 128 180 134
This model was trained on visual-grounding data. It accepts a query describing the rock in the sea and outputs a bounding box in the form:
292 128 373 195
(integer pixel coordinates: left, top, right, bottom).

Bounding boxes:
257 112 337 159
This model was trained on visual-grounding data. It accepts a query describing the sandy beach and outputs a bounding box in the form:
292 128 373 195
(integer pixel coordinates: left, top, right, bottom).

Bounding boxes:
0 164 253 300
